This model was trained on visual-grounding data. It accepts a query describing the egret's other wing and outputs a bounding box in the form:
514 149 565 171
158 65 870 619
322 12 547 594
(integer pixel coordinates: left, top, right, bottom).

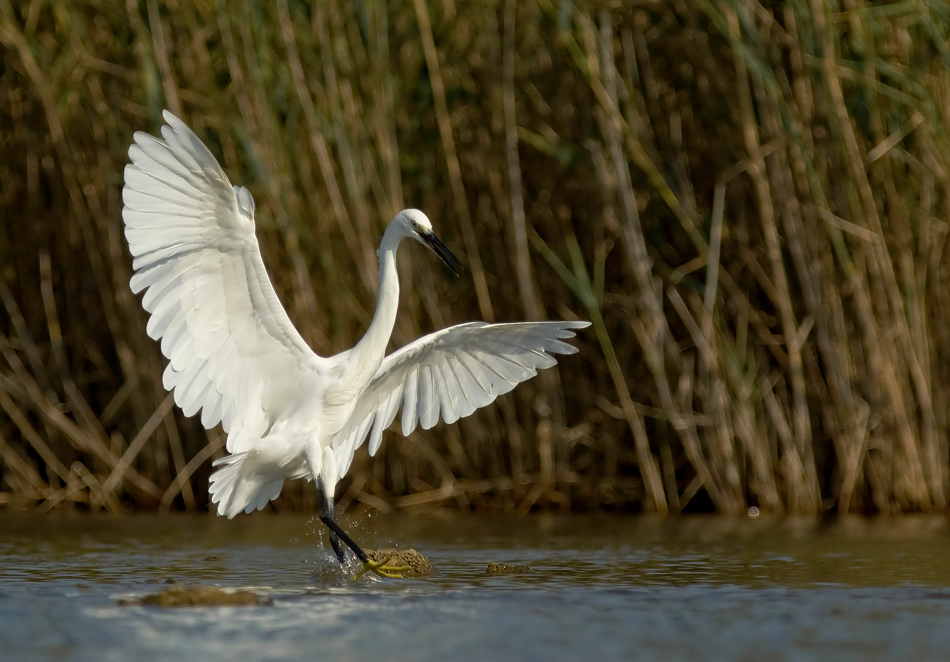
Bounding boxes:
331 320 589 479
122 110 327 440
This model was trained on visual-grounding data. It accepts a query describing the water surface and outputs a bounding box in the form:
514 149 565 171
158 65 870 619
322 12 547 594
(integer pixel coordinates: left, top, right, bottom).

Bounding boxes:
2 512 950 661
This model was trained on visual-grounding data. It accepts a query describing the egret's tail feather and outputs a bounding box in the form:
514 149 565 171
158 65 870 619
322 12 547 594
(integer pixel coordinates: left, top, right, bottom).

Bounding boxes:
209 450 284 518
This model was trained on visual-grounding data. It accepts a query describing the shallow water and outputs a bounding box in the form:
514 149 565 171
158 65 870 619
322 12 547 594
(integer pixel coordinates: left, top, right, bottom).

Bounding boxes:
2 512 950 661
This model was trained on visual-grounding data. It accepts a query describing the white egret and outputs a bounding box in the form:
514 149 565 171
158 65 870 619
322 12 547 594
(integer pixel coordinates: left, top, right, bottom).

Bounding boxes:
122 111 589 578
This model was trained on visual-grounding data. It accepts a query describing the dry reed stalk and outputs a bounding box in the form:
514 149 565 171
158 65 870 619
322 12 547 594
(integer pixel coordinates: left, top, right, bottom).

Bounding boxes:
719 5 820 512
274 0 366 291
497 16 568 500
503 0 543 323
1 336 161 500
812 2 928 504
728 7 811 503
776 7 868 513
159 433 225 511
858 19 944 508
316 3 379 286
810 0 932 509
532 226 667 512
412 0 495 322
100 393 174 497
0 430 48 499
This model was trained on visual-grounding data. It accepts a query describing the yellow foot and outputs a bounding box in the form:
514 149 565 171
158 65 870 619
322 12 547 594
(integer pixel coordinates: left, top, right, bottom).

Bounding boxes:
352 556 411 581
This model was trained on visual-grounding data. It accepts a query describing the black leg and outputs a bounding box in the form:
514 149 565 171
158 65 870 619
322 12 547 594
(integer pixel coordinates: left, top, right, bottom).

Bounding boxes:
314 479 407 579
319 511 370 564
328 529 348 564
317 478 369 564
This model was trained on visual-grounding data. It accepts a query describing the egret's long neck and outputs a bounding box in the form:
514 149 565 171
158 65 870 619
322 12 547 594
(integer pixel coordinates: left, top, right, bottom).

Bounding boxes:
353 224 402 373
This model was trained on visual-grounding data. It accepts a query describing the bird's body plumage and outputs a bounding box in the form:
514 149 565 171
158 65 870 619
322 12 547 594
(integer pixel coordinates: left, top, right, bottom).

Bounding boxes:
122 111 588 539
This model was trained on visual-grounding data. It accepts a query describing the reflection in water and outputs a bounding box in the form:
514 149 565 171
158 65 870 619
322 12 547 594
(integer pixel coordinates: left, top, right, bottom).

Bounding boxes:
2 513 950 661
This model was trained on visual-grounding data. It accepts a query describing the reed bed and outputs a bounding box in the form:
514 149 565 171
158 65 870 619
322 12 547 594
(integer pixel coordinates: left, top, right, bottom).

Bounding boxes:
1 1 949 515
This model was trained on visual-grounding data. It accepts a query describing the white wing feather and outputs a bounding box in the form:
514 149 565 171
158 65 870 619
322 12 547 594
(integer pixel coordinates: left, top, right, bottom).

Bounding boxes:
122 110 328 444
330 321 590 478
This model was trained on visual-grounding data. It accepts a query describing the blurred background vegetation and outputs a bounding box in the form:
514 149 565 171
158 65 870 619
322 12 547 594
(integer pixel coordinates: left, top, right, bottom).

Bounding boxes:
2 0 950 516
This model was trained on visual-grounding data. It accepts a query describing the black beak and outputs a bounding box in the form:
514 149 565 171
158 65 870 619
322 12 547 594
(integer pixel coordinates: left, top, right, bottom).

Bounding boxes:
420 231 463 277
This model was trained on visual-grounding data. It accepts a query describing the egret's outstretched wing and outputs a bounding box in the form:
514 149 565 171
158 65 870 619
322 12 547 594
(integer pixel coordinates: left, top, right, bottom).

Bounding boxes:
122 110 327 440
331 320 589 477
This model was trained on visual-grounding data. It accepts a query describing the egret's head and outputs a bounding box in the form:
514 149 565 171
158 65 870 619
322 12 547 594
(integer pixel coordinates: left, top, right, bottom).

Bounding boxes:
395 209 462 277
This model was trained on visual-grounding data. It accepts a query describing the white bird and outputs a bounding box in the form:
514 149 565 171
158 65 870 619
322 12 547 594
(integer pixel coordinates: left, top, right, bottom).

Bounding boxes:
122 110 589 578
